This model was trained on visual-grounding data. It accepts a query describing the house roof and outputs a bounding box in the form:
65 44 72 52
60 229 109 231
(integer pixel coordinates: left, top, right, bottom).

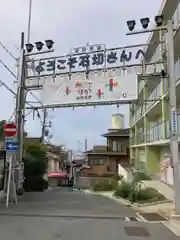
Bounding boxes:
102 128 129 137
46 152 59 160
25 137 42 142
85 145 107 155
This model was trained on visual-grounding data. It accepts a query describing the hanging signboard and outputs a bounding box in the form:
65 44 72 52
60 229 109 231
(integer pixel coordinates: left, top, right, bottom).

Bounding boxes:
26 45 145 78
171 108 178 136
40 70 138 107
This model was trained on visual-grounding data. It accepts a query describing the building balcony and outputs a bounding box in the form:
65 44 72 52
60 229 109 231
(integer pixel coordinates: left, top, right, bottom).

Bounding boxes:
131 77 169 126
136 132 145 144
146 121 164 142
130 137 136 146
130 113 180 147
107 146 128 155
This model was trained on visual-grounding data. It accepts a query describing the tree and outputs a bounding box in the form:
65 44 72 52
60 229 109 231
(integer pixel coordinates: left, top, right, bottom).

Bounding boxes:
0 120 6 139
23 141 48 191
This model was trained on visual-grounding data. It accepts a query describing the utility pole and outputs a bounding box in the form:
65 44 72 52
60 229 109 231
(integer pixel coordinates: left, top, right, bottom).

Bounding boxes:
16 32 26 192
41 108 47 143
167 20 180 212
14 33 55 193
27 0 32 43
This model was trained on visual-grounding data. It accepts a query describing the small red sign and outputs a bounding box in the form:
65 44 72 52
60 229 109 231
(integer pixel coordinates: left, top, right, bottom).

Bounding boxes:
4 122 17 137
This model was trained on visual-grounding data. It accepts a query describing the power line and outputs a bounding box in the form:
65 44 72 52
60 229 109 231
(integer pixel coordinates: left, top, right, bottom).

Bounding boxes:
0 79 46 133
0 23 20 52
0 40 17 60
0 57 44 107
0 59 17 79
0 79 37 109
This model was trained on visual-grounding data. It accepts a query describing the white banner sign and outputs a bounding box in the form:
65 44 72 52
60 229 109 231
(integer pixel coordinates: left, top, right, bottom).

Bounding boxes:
40 70 138 107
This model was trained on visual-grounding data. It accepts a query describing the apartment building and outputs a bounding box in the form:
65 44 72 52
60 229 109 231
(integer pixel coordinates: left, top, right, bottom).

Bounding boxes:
129 0 180 185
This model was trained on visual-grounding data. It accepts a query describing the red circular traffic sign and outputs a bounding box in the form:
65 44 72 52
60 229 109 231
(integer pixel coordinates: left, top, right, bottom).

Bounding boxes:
4 122 17 137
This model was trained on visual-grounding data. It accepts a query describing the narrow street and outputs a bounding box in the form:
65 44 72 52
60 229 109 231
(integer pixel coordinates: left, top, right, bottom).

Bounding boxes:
0 188 178 239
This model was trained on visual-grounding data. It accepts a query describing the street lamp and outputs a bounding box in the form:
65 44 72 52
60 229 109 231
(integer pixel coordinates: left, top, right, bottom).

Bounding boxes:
25 43 34 53
35 41 44 51
140 18 149 29
155 15 164 27
45 40 54 50
126 20 136 31
126 16 180 214
25 40 54 53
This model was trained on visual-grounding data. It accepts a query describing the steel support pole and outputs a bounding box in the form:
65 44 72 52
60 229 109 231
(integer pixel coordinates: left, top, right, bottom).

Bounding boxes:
27 0 32 44
16 32 25 192
167 20 180 214
41 108 47 143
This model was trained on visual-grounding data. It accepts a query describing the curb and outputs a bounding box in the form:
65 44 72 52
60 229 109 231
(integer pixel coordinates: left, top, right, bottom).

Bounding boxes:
163 219 180 236
84 190 171 208
0 191 5 202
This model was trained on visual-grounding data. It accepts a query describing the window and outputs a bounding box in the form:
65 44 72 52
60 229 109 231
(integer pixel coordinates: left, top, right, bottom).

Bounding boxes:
112 141 116 151
117 142 122 152
94 159 104 165
173 8 179 29
139 161 146 171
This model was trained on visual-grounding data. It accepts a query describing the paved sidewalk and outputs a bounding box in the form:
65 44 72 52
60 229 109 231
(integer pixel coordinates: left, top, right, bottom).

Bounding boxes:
84 190 173 213
84 190 180 236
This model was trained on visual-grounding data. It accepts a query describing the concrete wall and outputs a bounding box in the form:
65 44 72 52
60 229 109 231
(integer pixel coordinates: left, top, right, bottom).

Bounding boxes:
146 146 160 175
48 159 59 173
118 164 132 182
79 177 113 189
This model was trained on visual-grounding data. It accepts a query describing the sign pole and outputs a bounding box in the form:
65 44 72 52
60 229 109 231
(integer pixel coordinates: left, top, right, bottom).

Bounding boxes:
4 121 19 207
6 156 12 208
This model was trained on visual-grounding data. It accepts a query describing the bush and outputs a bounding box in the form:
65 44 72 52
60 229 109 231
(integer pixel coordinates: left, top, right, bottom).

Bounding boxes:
91 179 118 191
23 176 48 192
134 171 151 182
101 173 115 178
136 187 166 202
112 175 124 182
114 182 132 199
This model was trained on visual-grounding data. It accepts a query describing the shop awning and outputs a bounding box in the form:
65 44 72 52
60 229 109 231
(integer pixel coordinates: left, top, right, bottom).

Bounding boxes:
48 172 67 178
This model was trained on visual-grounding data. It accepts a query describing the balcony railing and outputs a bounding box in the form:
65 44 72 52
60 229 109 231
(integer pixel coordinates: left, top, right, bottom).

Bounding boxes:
131 77 169 125
107 145 128 154
136 132 145 144
146 121 164 142
130 113 180 145
146 81 162 111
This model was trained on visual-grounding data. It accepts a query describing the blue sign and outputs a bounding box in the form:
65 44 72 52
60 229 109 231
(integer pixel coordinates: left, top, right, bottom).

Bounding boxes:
5 140 19 152
171 109 178 135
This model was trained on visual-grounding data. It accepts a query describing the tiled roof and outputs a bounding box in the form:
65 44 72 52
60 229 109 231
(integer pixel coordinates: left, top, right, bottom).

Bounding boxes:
102 128 129 137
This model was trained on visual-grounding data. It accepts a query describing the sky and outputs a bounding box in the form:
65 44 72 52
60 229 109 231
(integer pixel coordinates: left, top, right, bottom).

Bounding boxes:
0 0 163 151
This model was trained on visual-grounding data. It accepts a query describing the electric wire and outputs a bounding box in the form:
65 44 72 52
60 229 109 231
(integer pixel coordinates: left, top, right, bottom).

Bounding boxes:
0 59 17 79
0 40 17 60
0 24 50 140
0 23 20 52
0 108 16 131
0 24 43 107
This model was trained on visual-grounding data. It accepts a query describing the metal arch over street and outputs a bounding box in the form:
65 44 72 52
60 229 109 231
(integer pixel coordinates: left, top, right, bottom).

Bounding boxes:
25 42 164 82
24 42 164 109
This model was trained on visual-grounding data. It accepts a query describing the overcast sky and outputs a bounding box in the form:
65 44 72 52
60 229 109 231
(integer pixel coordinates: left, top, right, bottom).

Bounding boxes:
0 0 162 150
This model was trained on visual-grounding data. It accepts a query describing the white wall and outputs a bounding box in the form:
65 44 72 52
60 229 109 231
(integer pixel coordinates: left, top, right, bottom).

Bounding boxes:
48 159 59 173
118 164 132 183
159 147 173 185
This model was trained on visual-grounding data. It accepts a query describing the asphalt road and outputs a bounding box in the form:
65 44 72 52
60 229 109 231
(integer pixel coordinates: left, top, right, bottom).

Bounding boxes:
0 187 178 240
